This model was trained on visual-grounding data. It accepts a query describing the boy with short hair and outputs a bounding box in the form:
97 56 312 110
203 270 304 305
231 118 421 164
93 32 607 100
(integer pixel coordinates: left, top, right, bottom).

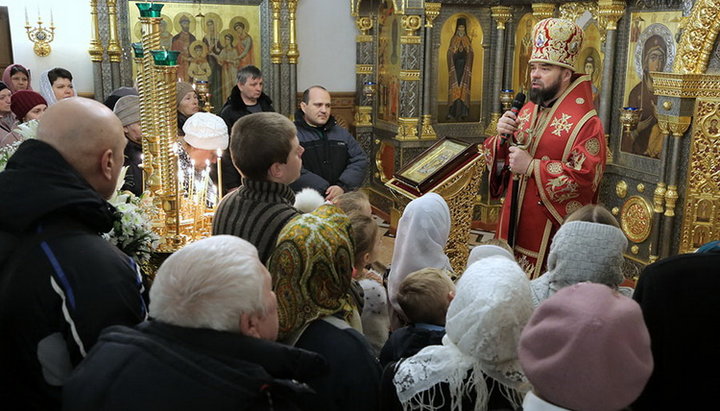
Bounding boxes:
379 267 455 367
212 112 305 263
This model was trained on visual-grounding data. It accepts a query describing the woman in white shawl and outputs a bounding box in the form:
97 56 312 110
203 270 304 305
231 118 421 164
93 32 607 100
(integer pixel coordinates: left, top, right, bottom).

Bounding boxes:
387 193 452 327
386 245 533 411
38 67 75 106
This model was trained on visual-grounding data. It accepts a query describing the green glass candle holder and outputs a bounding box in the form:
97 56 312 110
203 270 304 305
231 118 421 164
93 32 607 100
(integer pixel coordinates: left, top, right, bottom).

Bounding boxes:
131 42 144 58
151 49 179 66
137 3 164 18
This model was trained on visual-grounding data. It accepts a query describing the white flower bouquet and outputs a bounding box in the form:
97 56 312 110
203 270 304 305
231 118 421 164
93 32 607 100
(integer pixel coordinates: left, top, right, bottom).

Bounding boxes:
103 168 161 265
0 120 38 172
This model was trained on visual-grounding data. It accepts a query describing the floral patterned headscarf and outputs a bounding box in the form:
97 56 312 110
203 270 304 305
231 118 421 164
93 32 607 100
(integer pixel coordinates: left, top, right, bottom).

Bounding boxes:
268 204 356 343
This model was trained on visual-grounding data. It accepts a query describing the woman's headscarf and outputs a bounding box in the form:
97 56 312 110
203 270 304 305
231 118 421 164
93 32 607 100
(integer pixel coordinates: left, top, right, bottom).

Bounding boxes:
388 193 452 316
2 64 32 93
393 248 533 410
38 68 75 106
267 204 356 343
529 220 628 307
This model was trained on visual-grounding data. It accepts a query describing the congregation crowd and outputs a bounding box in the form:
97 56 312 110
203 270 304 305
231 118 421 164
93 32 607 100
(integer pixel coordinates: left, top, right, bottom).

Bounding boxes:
1 17 719 411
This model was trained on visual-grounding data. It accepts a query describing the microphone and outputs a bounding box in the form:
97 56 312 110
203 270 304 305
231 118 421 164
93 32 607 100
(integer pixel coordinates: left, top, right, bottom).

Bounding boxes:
501 92 526 146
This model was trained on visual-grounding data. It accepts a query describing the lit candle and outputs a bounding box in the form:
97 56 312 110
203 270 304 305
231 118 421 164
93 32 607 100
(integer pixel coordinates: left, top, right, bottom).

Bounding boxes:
216 149 223 201
50 9 54 26
189 159 196 202
25 7 29 25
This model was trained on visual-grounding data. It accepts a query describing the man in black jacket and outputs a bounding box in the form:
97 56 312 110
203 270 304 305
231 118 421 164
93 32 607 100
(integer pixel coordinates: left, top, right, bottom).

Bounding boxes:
218 65 274 193
291 86 368 201
0 98 148 410
63 235 327 411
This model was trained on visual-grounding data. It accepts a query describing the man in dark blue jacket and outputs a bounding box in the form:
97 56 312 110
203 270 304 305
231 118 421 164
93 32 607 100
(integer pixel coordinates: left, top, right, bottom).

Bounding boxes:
291 86 368 201
0 98 148 410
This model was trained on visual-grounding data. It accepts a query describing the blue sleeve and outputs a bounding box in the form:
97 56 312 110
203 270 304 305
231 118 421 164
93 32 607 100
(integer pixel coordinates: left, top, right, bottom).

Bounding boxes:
337 131 369 191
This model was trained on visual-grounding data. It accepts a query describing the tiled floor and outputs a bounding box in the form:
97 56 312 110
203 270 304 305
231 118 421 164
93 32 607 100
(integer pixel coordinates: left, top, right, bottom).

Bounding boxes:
371 215 495 272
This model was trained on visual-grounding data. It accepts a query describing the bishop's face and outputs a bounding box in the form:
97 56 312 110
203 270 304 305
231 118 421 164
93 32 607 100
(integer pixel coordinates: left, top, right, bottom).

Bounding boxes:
528 62 564 105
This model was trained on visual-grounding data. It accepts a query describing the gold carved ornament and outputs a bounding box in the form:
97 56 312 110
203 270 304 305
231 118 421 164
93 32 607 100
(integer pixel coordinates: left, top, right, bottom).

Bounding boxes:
401 15 422 36
597 0 626 41
620 195 654 243
616 180 628 198
678 99 720 253
532 3 556 20
673 0 720 74
490 6 512 30
424 3 441 28
431 148 486 276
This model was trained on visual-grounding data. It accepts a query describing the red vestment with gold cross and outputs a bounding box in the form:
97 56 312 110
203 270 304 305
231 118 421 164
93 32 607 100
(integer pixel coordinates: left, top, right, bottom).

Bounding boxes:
484 74 606 278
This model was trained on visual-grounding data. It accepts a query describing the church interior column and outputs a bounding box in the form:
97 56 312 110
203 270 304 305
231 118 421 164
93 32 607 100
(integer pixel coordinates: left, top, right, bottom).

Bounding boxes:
286 0 299 116
395 14 422 141
597 0 626 159
270 0 282 113
106 0 122 91
484 6 511 136
88 0 105 102
420 2 440 139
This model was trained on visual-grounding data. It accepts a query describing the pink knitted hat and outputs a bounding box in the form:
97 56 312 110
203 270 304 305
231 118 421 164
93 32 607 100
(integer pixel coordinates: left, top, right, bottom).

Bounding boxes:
518 282 653 411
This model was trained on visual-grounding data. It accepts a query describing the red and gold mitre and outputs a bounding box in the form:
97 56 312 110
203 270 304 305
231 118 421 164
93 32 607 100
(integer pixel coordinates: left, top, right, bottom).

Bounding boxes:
529 18 584 71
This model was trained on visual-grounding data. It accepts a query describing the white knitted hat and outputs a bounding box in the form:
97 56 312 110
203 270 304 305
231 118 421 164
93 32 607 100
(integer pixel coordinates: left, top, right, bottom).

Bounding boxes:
530 221 628 306
182 112 229 150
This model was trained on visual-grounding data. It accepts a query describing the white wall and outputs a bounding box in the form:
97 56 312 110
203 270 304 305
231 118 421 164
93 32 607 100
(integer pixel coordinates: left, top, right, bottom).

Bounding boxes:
296 0 356 92
1 1 94 94
0 0 358 95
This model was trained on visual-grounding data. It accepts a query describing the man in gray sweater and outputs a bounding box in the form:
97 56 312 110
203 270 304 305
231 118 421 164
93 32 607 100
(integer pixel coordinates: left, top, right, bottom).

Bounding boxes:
212 112 304 263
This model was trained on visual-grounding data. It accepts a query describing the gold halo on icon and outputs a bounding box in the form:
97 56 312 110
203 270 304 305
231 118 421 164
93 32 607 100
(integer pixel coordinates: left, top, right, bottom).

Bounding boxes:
189 40 209 59
219 29 238 48
229 16 250 33
174 12 197 34
202 12 223 35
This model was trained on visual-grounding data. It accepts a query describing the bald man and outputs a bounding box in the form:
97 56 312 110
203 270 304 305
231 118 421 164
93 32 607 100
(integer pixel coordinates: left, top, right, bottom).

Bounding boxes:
0 97 148 409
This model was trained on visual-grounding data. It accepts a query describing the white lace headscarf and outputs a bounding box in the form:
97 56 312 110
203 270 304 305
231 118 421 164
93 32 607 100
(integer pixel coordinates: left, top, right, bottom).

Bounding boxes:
393 249 533 411
388 193 452 317
38 68 76 106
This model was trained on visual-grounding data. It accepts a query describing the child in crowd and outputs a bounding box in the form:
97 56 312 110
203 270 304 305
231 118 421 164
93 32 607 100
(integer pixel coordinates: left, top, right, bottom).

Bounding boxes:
379 267 455 368
382 246 533 411
348 212 388 355
334 190 372 216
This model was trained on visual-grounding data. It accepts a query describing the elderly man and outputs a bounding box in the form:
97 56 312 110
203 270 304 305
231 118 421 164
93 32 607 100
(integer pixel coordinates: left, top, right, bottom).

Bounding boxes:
291 86 368 201
0 97 148 409
212 112 303 264
113 95 143 196
484 18 606 278
63 236 327 410
218 65 274 193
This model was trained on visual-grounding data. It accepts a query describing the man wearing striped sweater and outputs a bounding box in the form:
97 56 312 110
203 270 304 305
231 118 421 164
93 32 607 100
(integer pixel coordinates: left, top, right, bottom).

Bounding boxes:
212 112 305 263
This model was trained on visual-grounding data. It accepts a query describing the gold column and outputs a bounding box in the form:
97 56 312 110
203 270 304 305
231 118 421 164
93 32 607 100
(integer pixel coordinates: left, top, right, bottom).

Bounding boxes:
106 0 121 63
152 58 183 251
532 3 556 19
270 1 283 64
88 0 104 63
648 116 670 263
139 13 162 196
286 0 299 64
